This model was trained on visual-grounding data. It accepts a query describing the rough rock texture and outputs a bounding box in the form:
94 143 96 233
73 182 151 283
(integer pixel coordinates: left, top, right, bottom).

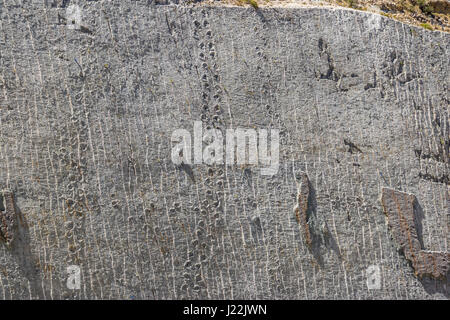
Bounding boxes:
380 188 449 279
0 0 448 299
294 172 312 247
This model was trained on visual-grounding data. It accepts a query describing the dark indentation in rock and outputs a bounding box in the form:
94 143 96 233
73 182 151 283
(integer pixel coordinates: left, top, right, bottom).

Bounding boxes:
414 146 448 164
61 0 71 8
380 187 449 279
344 138 363 154
78 25 93 35
318 38 325 52
418 172 449 185
317 38 340 82
364 72 377 90
249 215 263 243
383 51 404 79
178 162 195 182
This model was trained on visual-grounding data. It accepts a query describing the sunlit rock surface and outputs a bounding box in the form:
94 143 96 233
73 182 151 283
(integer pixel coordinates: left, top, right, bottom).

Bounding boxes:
0 1 448 299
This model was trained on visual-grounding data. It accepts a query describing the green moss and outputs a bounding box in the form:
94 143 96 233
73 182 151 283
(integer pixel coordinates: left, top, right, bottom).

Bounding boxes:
420 22 433 30
246 0 259 9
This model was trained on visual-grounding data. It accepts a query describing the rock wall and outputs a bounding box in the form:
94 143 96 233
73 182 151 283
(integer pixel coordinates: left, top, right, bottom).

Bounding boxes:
0 0 448 299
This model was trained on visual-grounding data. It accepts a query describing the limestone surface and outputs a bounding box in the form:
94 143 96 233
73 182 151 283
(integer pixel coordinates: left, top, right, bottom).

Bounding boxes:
0 0 448 299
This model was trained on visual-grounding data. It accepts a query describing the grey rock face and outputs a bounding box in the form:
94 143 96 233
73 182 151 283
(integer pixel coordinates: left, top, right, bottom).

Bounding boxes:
0 1 448 299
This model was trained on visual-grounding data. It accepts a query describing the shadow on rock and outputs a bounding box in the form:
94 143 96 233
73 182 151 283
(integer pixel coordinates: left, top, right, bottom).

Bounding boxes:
305 181 341 268
8 198 45 299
